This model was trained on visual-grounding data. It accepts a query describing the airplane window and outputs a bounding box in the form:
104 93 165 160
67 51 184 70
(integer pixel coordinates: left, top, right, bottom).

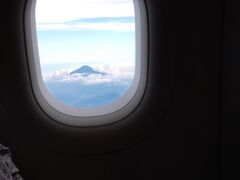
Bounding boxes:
25 0 147 126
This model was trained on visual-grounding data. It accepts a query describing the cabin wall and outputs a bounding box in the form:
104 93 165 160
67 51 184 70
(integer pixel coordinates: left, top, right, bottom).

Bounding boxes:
0 0 224 179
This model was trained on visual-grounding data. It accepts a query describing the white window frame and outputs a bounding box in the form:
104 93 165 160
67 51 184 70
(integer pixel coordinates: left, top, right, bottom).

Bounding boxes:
24 0 148 127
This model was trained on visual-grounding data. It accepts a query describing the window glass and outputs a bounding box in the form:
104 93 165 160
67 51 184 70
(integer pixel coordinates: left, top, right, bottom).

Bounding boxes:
36 0 136 109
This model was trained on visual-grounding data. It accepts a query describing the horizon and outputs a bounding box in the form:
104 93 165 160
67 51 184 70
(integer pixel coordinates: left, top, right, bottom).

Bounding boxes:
36 0 136 108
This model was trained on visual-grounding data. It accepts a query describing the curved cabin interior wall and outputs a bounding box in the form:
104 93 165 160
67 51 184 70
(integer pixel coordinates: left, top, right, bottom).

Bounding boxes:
0 0 226 179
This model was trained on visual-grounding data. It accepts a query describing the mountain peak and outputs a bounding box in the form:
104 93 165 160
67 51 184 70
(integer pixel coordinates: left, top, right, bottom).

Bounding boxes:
70 65 106 76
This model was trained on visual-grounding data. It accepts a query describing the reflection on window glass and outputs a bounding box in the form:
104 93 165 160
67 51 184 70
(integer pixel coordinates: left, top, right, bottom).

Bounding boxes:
36 0 135 108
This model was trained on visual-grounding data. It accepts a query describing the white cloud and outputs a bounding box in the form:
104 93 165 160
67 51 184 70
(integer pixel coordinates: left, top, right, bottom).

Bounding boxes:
37 22 135 31
42 65 135 85
36 0 135 24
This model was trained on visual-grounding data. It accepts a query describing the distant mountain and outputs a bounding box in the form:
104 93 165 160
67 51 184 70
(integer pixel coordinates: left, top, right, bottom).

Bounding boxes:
70 65 106 76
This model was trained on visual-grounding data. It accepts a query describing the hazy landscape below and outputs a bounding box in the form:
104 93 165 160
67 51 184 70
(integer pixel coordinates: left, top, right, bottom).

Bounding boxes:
42 65 134 108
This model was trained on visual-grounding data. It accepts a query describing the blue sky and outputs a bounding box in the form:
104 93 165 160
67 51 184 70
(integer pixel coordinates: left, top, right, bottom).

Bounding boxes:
37 28 135 66
36 0 136 69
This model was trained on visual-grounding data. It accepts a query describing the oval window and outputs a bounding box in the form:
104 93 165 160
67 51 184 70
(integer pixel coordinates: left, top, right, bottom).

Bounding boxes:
25 0 147 126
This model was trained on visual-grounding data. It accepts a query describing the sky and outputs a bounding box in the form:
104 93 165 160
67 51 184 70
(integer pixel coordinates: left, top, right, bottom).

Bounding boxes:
35 0 137 108
36 0 135 24
36 0 136 67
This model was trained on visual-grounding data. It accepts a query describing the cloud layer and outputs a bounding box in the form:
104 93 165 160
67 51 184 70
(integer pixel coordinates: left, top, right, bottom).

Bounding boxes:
42 65 135 85
37 22 135 32
36 0 135 24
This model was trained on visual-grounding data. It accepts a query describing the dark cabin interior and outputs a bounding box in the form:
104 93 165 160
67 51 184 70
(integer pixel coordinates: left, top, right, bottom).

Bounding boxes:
0 0 240 179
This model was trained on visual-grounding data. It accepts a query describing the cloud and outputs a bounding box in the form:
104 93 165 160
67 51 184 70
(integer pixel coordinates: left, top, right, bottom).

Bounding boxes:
37 22 135 32
37 17 135 31
36 0 135 24
42 65 135 85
